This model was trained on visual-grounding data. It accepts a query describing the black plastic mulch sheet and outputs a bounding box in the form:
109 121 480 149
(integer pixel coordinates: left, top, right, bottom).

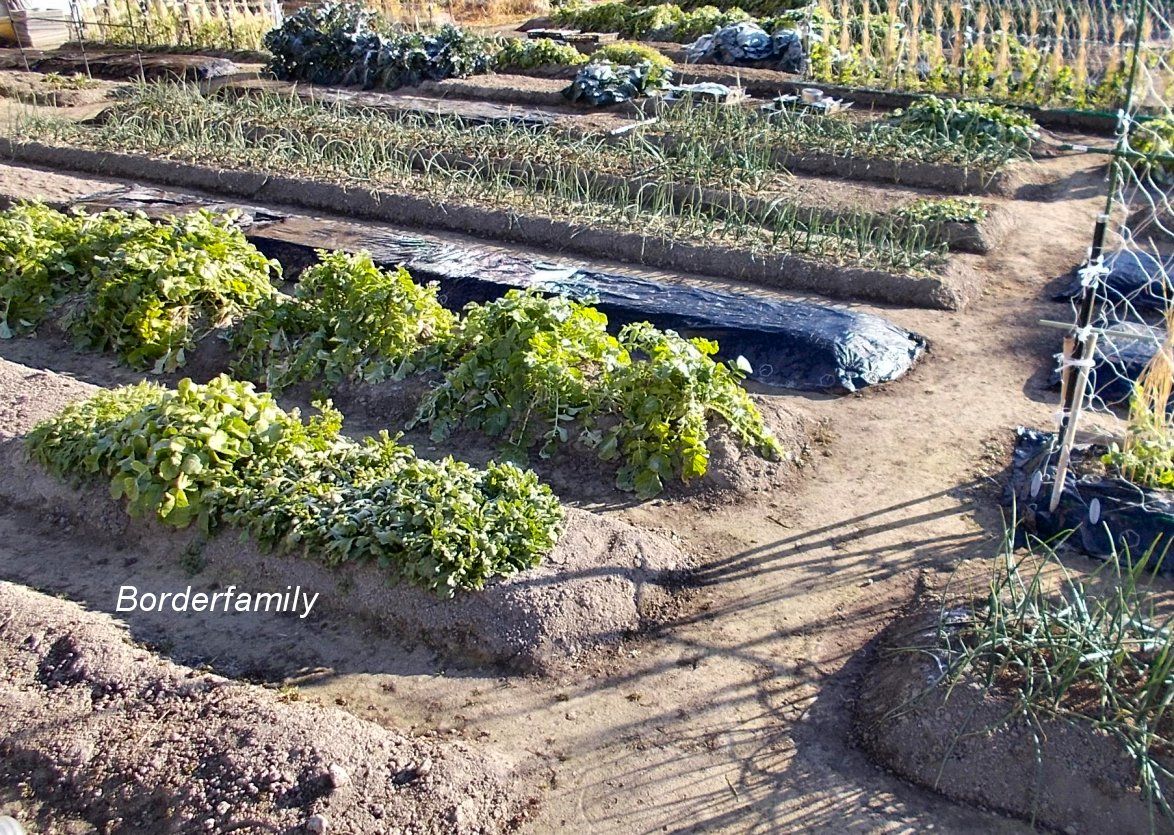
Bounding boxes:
1008 428 1174 570
262 232 926 393
71 188 927 393
1054 248 1174 312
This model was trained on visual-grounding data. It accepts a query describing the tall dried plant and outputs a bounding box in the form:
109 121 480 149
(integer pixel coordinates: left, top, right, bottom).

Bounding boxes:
928 0 945 68
949 0 964 68
995 10 1012 76
839 0 851 56
1050 10 1067 77
908 0 923 78
1121 306 1174 482
861 0 873 64
1075 10 1091 91
882 0 900 77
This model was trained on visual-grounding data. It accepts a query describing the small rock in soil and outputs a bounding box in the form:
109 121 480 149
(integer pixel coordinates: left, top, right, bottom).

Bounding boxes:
327 763 350 789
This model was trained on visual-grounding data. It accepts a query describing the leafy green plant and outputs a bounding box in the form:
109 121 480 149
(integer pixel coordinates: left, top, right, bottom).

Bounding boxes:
551 1 635 34
415 290 780 496
494 37 587 70
0 203 277 369
28 375 564 595
1103 314 1174 489
0 203 277 370
603 322 781 496
626 0 803 17
0 202 85 338
589 41 674 85
27 376 300 527
230 250 455 392
265 3 498 91
42 72 100 91
66 209 279 371
1103 410 1174 489
1131 116 1174 185
415 290 626 454
893 95 1040 154
552 2 755 42
895 197 989 225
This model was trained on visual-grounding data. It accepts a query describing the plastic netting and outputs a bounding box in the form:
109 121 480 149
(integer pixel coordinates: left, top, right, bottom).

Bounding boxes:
1064 0 1173 429
1023 0 1174 555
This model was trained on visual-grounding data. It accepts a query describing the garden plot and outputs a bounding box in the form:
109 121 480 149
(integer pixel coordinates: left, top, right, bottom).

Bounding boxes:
66 184 927 393
0 192 817 500
225 83 1017 253
218 58 1092 195
855 551 1174 834
0 358 692 673
0 82 1076 310
0 580 527 834
0 69 120 108
0 46 242 82
0 191 820 671
215 75 629 129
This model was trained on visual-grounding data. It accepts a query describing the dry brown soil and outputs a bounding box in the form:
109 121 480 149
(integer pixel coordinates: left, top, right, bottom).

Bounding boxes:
0 140 1146 835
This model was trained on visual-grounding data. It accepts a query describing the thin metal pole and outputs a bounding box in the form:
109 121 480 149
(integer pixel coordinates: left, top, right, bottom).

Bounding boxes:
123 0 147 81
1048 0 1149 512
69 0 92 79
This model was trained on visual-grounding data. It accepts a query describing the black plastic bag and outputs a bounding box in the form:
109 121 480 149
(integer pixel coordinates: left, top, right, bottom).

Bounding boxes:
1008 428 1174 571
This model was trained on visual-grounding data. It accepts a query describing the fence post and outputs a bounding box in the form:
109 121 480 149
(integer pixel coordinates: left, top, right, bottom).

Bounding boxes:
1048 0 1148 511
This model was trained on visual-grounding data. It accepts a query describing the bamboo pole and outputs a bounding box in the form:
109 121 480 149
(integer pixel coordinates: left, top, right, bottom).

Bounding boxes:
1048 0 1149 512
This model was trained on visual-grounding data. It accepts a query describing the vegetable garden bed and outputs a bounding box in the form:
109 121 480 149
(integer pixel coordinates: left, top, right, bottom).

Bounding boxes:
1008 428 1174 569
0 138 983 309
215 76 616 129
61 184 926 394
856 598 1174 834
208 74 1053 196
0 47 241 82
0 358 693 673
666 64 1122 135
201 80 1014 252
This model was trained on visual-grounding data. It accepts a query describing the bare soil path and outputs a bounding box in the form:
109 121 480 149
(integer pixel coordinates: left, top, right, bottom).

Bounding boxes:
0 155 1105 832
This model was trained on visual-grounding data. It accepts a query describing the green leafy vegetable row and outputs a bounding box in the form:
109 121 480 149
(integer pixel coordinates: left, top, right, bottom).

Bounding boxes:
246 281 781 497
264 3 499 91
3 204 782 497
589 42 675 86
230 250 456 392
28 375 563 595
494 37 588 71
892 96 1040 155
413 291 780 498
551 2 765 43
0 203 278 371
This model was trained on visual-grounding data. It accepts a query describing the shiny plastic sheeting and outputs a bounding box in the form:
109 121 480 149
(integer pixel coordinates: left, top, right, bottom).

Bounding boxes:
1008 428 1174 570
252 230 926 393
1047 318 1161 409
1054 248 1174 311
68 187 926 393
